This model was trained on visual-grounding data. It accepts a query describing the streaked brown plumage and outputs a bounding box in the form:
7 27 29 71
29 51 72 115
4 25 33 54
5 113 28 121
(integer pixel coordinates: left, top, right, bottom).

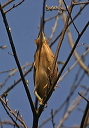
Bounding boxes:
34 30 58 104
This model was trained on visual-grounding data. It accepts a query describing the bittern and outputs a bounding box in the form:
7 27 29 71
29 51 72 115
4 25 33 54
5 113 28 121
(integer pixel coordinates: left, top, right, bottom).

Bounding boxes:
34 26 58 105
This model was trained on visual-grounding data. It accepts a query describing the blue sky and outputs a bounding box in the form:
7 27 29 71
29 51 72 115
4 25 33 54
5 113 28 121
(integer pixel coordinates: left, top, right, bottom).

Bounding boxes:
0 0 89 128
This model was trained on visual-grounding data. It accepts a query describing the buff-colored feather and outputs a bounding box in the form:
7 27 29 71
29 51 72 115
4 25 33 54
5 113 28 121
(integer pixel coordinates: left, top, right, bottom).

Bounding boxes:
34 30 58 105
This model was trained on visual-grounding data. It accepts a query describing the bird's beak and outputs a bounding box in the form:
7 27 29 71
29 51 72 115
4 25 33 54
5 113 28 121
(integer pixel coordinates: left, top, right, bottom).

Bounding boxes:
34 17 44 46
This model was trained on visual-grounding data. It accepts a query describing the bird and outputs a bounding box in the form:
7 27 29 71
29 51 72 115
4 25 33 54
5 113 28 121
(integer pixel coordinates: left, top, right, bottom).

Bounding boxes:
34 20 58 105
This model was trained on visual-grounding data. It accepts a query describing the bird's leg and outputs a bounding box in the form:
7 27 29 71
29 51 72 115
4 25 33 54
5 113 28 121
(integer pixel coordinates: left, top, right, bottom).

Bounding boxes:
43 84 48 89
34 90 43 105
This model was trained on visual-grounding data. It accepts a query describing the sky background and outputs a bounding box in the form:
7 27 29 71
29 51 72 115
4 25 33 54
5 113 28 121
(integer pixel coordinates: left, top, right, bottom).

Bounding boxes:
0 0 89 128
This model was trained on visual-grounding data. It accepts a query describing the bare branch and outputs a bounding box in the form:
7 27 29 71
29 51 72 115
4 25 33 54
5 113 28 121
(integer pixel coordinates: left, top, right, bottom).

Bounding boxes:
57 47 89 83
78 93 89 128
50 3 87 47
57 95 83 128
72 1 89 5
1 64 33 98
0 120 24 128
48 15 59 42
42 0 46 29
1 0 15 8
63 0 79 34
0 4 36 115
60 1 89 75
4 0 25 13
51 109 55 128
0 97 28 128
0 62 32 89
45 14 60 22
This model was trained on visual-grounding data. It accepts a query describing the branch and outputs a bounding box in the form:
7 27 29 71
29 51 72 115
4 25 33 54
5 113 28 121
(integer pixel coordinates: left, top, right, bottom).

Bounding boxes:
39 70 88 128
0 4 36 116
0 62 33 89
42 0 46 29
45 14 60 22
50 3 87 47
72 1 89 5
67 27 89 74
48 15 59 42
51 109 55 128
1 65 33 98
0 120 24 127
1 0 15 8
57 95 83 128
61 1 89 75
57 47 89 83
2 102 20 128
57 21 89 83
4 0 25 14
0 97 28 128
78 93 89 128
63 0 79 34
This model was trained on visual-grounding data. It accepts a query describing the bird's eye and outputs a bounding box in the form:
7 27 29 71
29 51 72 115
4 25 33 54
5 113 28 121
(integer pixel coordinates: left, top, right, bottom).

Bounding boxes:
38 32 40 38
37 31 46 38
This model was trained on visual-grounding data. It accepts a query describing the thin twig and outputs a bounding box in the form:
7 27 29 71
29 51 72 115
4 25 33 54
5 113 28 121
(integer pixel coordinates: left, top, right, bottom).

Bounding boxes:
1 0 15 8
4 0 24 13
51 109 55 128
63 0 79 34
0 68 16 74
1 65 33 98
57 47 89 83
45 14 60 22
57 95 83 128
2 102 20 128
50 3 87 47
0 62 32 89
0 120 24 127
72 1 89 5
48 15 59 42
0 97 28 128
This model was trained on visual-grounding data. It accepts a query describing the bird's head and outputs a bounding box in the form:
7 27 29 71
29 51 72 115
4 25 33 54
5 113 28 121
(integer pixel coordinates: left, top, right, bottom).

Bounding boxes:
34 30 48 47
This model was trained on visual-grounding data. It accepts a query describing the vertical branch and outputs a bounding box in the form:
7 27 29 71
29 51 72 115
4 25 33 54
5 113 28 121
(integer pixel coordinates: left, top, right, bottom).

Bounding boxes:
32 114 39 128
0 4 36 116
51 109 55 128
42 0 46 30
